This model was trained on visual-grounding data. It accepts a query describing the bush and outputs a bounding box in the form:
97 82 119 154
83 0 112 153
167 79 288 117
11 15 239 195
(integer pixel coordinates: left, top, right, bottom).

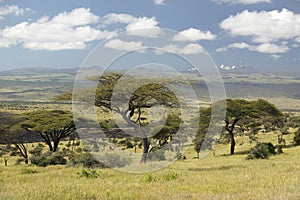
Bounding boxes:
29 146 43 156
246 142 276 160
68 153 105 168
30 152 67 167
147 150 166 161
30 155 49 167
294 129 300 146
49 152 67 165
77 168 100 179
100 153 129 168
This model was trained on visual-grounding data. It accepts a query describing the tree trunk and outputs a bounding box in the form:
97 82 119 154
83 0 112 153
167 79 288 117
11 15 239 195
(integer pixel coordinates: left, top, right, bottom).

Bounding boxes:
140 138 150 163
230 132 236 155
47 142 53 152
53 140 59 152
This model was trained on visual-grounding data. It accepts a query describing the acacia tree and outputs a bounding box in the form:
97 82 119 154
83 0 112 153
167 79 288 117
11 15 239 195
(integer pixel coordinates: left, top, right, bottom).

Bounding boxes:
193 107 212 158
194 99 282 155
95 73 180 163
0 112 29 164
20 110 75 152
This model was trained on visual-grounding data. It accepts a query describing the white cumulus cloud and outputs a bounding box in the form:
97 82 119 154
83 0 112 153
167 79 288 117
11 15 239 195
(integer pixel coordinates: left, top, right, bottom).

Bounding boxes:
0 8 116 50
220 42 289 54
159 43 205 55
173 28 217 41
0 4 28 20
103 13 162 38
214 0 271 4
270 54 281 60
154 0 166 5
126 17 162 38
104 39 143 51
102 13 137 25
220 8 300 43
51 7 99 26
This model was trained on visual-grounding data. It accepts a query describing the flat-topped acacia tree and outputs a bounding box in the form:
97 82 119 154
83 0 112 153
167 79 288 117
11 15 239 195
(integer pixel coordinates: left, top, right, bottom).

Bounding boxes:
0 112 29 164
95 73 180 163
20 110 75 152
194 99 283 155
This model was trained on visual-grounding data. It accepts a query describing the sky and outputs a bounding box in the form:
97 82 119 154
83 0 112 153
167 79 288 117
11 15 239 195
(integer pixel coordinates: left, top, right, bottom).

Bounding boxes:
0 0 299 72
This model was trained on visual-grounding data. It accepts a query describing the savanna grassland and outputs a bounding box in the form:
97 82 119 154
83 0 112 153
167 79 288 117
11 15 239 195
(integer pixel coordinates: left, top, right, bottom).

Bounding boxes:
0 135 299 200
1 68 300 200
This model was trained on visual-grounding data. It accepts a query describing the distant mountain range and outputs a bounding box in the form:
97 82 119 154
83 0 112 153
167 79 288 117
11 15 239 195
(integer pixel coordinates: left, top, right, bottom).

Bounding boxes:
219 62 256 73
0 67 78 76
182 62 257 74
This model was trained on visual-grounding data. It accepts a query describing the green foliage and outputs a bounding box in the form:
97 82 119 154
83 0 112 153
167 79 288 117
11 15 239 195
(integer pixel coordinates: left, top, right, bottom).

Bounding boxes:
77 168 100 179
28 146 43 156
294 129 300 146
143 174 157 183
194 99 283 155
21 168 38 174
246 142 276 160
30 155 49 167
49 152 67 165
164 172 178 181
193 107 214 153
68 153 105 168
147 150 166 161
30 152 67 167
100 153 129 168
20 110 74 133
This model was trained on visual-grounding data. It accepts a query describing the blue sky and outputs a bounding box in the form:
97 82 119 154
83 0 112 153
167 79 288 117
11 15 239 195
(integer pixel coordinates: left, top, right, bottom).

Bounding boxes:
0 0 299 72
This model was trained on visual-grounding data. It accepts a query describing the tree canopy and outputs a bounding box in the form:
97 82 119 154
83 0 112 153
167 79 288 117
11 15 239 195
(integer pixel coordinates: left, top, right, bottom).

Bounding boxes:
20 110 75 152
194 99 283 155
95 73 181 163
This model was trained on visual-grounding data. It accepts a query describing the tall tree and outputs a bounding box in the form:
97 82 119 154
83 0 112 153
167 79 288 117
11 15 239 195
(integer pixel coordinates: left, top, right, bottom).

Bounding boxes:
20 110 75 152
95 73 180 163
194 99 282 155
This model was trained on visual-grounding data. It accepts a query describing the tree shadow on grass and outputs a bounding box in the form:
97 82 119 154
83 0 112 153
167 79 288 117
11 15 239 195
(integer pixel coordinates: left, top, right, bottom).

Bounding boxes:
219 149 250 157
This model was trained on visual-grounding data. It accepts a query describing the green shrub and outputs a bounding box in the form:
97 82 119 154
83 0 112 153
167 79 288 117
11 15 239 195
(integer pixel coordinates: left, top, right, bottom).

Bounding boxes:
77 168 100 179
294 129 300 146
100 153 129 168
246 142 276 160
29 146 43 156
68 153 105 168
164 172 178 181
21 168 38 174
143 174 157 183
49 152 67 165
147 150 166 161
30 155 49 167
30 152 67 167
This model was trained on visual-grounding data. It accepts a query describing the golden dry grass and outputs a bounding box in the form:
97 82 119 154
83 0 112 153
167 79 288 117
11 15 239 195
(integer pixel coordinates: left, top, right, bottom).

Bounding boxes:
0 132 299 200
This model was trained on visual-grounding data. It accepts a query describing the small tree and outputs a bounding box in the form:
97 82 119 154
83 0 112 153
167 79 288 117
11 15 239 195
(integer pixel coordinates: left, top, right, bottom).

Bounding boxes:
20 110 75 152
0 112 29 164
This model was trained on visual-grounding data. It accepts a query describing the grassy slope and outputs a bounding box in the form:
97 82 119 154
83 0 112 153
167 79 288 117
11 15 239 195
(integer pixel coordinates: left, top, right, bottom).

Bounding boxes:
0 133 299 200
